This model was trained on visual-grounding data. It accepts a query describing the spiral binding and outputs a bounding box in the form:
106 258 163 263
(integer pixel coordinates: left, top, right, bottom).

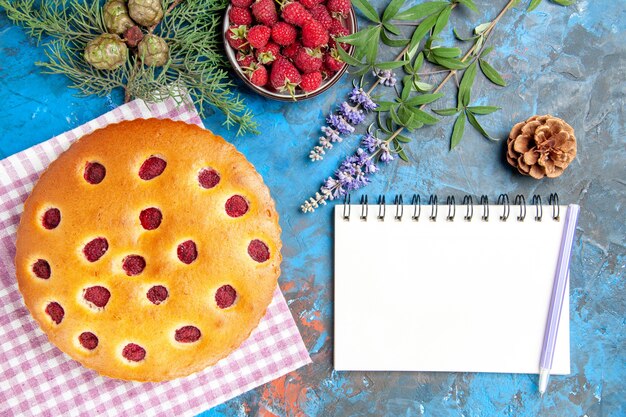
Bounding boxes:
342 193 561 222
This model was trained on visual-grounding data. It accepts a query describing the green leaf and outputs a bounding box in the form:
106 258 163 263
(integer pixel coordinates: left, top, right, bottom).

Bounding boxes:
453 27 477 41
397 134 412 143
351 0 381 22
382 0 405 22
432 56 467 70
413 52 425 72
479 59 507 86
414 81 434 91
386 116 394 131
405 92 444 106
398 148 410 162
352 65 372 76
467 105 500 115
383 22 402 36
407 107 440 125
458 61 477 107
432 6 452 36
408 13 438 57
390 107 403 126
401 77 412 101
480 46 494 58
375 60 410 70
433 108 460 116
456 0 479 13
397 106 415 127
336 27 372 46
364 27 381 64
474 22 491 35
381 30 410 47
450 113 466 149
335 46 362 66
431 46 462 58
375 101 396 112
466 110 496 140
552 0 575 5
528 0 542 11
395 1 448 21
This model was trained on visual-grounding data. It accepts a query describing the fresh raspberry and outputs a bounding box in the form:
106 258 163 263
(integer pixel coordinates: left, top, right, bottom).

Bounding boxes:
198 167 221 189
247 25 271 49
42 208 61 230
32 259 51 279
175 326 201 343
300 71 323 92
236 51 255 67
225 195 249 217
231 0 253 7
215 285 237 309
45 302 64 324
177 240 198 264
271 22 297 46
83 286 111 308
327 0 350 17
83 237 108 262
246 63 268 86
328 21 349 50
147 285 168 305
229 6 252 25
282 2 312 26
122 343 145 362
281 40 301 59
138 156 166 180
256 42 280 64
301 19 329 48
294 47 322 73
309 4 333 29
84 162 106 184
300 0 323 9
248 239 270 262
324 48 345 72
122 255 146 276
251 0 278 26
270 57 302 95
226 25 249 51
140 207 162 230
79 332 99 350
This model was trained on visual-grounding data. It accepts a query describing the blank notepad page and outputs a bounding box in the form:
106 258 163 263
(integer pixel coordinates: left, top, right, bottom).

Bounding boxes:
334 204 570 374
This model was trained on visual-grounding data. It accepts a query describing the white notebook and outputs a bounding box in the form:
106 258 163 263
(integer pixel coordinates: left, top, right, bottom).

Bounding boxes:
334 195 571 374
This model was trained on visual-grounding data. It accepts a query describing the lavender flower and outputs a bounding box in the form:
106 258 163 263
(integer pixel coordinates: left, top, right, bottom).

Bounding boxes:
321 126 342 143
374 69 397 87
349 87 378 111
379 142 394 162
361 133 381 154
339 102 366 125
326 114 355 135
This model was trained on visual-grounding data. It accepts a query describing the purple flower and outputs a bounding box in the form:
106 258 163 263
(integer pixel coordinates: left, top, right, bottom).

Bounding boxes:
321 126 342 143
326 114 355 135
339 102 365 125
349 87 378 111
361 133 381 153
374 69 397 87
379 143 394 162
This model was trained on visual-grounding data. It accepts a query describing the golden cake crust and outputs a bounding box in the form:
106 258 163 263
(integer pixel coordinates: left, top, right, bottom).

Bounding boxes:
15 118 281 381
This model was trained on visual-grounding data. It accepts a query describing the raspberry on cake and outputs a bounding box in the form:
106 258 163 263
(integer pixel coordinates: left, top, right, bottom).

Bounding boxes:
15 119 282 382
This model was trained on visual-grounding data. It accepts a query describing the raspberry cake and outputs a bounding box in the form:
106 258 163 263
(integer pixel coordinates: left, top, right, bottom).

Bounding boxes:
14 119 282 381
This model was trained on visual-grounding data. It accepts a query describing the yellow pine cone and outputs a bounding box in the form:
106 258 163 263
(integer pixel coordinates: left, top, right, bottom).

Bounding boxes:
103 0 135 34
128 0 164 27
506 114 577 179
84 34 128 70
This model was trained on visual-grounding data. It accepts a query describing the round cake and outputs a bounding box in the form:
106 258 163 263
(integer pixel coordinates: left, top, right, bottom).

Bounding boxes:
14 118 281 381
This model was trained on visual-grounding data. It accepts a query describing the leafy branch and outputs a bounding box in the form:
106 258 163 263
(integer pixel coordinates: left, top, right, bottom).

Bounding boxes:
0 0 258 135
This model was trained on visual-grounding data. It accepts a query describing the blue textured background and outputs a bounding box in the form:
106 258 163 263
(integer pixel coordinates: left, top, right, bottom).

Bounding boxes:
1 0 624 416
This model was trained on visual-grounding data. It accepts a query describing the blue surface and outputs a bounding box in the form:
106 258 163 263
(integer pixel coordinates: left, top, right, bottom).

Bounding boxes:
1 0 625 416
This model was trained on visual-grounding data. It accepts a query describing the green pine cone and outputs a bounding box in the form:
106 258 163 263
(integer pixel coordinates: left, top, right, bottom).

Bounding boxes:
103 0 135 34
128 0 164 27
84 34 128 70
137 34 169 66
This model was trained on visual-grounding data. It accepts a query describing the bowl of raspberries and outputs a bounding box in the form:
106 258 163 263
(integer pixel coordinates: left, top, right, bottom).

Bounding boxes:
224 0 356 100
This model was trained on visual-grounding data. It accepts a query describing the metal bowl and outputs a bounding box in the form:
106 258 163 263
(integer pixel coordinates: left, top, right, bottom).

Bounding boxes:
223 5 358 101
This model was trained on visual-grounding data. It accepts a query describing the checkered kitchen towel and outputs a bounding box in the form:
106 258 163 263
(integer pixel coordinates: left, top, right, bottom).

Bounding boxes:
0 97 311 416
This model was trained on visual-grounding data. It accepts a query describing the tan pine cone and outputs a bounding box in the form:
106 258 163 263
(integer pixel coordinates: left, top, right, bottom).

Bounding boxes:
506 114 577 179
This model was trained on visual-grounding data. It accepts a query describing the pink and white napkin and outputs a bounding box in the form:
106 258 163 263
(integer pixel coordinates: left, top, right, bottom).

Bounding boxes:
0 97 310 416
